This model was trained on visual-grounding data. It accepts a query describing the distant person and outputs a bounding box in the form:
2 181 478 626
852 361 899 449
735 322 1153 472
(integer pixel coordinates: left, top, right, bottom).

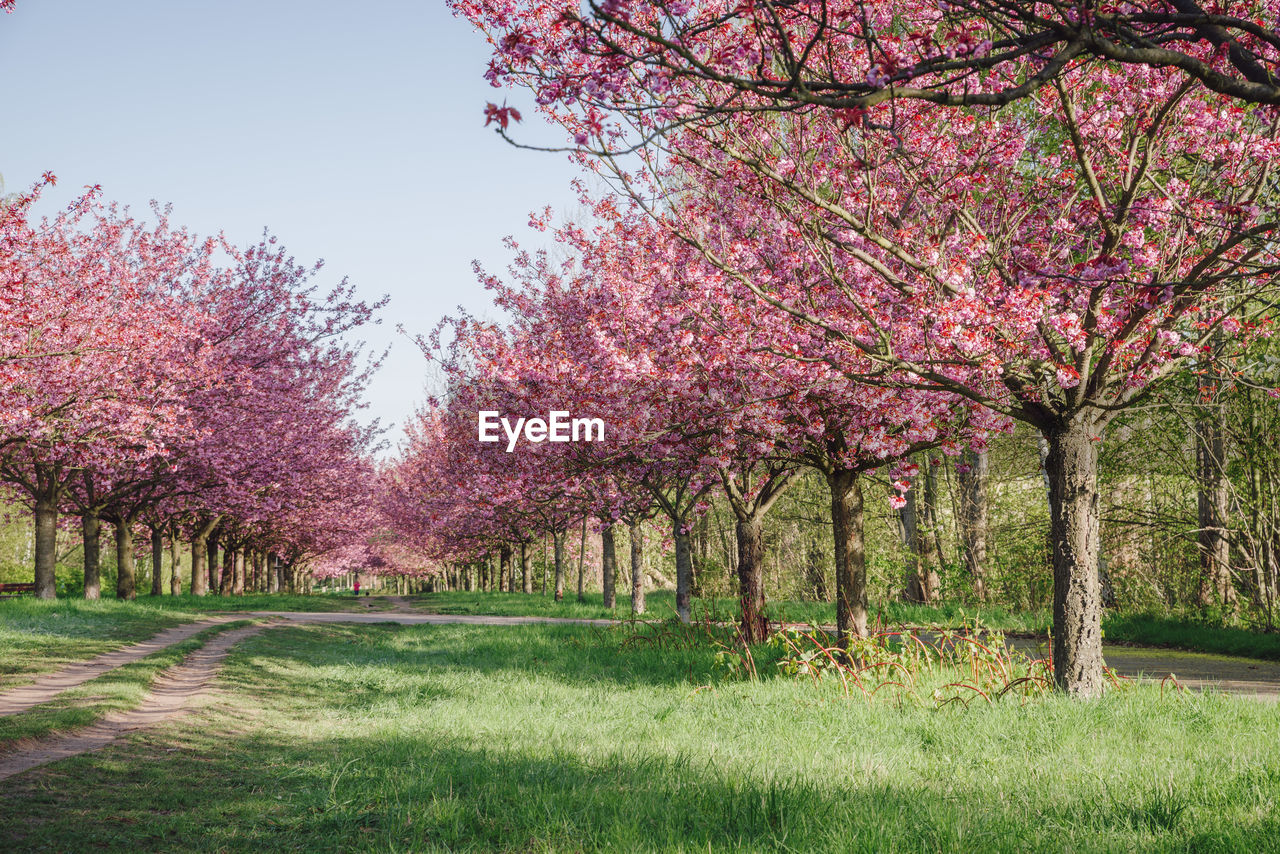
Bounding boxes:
353 578 360 596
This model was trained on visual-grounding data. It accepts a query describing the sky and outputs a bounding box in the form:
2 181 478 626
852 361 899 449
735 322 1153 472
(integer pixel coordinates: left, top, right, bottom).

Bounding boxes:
0 0 584 452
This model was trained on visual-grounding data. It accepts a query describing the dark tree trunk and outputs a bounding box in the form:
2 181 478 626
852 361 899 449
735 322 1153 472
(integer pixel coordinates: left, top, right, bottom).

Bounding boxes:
499 544 512 592
219 546 234 596
957 449 990 602
674 523 692 623
734 518 768 642
82 510 101 600
150 526 164 596
1044 416 1107 698
629 517 646 615
521 541 533 594
33 489 58 600
169 529 182 596
601 522 617 608
207 528 220 592
827 469 868 643
576 517 588 603
114 518 136 600
553 529 566 602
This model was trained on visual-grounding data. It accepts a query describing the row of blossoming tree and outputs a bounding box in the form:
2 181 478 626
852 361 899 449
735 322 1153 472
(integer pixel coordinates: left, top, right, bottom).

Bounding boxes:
381 0 1280 696
0 178 389 599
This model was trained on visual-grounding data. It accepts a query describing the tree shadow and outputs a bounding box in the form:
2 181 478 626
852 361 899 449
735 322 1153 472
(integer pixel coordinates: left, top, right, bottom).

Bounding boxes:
2 727 1274 853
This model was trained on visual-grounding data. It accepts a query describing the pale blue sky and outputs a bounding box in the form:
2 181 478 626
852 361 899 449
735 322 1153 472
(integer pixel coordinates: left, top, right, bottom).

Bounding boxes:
0 0 583 450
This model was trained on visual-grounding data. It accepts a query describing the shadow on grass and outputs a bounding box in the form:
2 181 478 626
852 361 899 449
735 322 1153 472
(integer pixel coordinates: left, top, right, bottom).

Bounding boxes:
1 727 1275 853
218 622 732 697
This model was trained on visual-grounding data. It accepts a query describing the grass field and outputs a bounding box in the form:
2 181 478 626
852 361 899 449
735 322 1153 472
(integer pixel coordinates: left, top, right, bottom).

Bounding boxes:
2 619 1278 852
410 589 1052 632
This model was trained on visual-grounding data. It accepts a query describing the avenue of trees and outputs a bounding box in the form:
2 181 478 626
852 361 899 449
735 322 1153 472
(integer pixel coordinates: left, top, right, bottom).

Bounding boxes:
0 177 389 599
5 1 1280 701
381 0 1280 697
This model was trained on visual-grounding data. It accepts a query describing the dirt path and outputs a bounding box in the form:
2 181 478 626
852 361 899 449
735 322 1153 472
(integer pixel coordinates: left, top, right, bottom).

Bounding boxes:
0 616 236 717
0 623 267 782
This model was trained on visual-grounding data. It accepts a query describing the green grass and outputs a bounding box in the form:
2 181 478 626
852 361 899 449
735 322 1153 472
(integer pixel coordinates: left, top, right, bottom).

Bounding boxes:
410 590 1052 633
0 620 256 745
1102 613 1280 661
0 593 367 687
2 621 1278 852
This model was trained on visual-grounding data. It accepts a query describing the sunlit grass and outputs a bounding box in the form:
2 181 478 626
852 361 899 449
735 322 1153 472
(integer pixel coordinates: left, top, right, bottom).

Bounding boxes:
2 621 1277 851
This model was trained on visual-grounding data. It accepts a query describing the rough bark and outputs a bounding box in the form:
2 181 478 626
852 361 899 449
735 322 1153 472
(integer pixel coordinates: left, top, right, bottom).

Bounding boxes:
827 469 868 643
674 524 692 623
553 529 566 602
629 517 646 615
207 527 220 592
499 544 512 593
521 541 533 594
601 522 617 608
150 527 164 596
33 490 58 600
191 532 208 597
1044 416 1107 698
169 529 182 596
114 518 136 600
576 518 588 603
82 510 101 601
219 546 234 596
734 518 768 642
957 449 989 602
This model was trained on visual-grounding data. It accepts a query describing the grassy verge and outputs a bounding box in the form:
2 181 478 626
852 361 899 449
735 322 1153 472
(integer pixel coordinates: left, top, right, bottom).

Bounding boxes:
1102 613 1280 661
409 590 1051 633
0 620 256 747
2 621 1277 852
142 592 373 614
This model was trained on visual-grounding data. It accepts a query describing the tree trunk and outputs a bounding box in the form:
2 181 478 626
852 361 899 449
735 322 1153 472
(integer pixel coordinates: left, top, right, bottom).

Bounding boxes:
1196 413 1235 607
804 533 828 601
629 517 646 615
33 489 58 599
232 549 245 595
114 518 136 600
734 517 768 642
577 517 588 603
82 510 101 600
169 530 182 596
601 522 617 608
219 546 234 595
191 531 208 597
521 541 533 594
150 526 164 596
1043 416 1107 698
674 523 692 623
499 544 512 592
207 528 220 592
957 449 989 602
826 469 868 642
553 529 566 602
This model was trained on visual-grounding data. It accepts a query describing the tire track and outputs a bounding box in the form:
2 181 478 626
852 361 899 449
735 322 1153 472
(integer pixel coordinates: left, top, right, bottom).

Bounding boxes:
0 617 235 717
0 623 267 782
